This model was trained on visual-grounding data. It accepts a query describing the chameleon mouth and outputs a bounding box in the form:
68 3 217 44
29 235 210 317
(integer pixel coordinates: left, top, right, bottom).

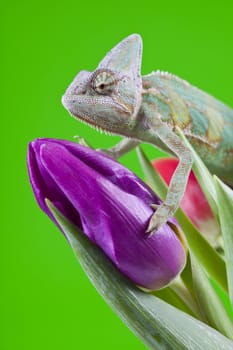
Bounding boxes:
62 94 129 136
61 94 110 134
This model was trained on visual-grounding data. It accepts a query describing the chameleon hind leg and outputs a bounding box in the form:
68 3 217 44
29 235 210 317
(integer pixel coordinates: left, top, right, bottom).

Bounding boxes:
147 122 193 235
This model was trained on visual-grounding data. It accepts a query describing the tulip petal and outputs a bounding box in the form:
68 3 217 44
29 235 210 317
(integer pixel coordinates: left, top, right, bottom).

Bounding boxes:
28 138 186 290
28 141 82 229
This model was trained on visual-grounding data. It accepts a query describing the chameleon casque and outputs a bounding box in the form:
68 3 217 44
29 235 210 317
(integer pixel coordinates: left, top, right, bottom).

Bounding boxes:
62 34 233 235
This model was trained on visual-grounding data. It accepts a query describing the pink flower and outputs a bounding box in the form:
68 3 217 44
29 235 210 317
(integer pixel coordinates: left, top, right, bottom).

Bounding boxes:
152 158 219 244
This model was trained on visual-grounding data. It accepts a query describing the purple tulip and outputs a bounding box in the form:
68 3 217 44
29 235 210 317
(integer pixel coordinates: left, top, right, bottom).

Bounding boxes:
27 138 186 290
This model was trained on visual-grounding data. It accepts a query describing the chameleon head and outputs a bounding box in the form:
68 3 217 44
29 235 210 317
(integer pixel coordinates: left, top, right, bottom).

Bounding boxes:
62 34 143 136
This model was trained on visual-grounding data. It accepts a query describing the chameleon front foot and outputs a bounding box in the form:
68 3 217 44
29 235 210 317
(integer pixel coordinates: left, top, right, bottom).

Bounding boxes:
146 204 173 237
97 148 119 159
98 139 140 160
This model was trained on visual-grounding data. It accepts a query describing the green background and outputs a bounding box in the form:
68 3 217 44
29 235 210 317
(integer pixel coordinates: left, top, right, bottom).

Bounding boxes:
2 1 233 349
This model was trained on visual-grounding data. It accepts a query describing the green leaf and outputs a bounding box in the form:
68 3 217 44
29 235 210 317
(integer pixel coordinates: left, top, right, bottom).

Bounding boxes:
210 278 233 322
136 146 167 200
214 177 233 307
175 210 227 292
46 200 233 350
191 254 233 340
180 254 195 297
137 147 228 292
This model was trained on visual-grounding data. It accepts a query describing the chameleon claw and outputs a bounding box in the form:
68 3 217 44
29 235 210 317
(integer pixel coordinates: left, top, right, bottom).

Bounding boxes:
146 228 156 238
146 219 159 237
146 204 160 237
146 203 171 237
96 148 119 159
73 136 92 148
150 204 159 210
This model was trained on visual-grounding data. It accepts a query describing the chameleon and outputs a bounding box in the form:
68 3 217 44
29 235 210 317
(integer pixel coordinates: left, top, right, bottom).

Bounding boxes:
62 34 233 235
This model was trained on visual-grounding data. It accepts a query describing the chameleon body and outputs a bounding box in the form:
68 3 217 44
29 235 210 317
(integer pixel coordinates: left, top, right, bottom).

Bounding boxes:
62 34 233 234
142 72 233 185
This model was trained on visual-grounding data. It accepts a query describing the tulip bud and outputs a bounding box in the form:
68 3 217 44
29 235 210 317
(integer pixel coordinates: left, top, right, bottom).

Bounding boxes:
28 139 186 290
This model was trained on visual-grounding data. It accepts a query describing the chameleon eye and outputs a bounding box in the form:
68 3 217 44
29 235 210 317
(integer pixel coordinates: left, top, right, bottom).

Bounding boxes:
92 70 116 95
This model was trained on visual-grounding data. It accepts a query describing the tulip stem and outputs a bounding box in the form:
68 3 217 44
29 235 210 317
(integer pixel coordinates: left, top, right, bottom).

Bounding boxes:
170 278 204 321
152 284 201 320
154 256 204 321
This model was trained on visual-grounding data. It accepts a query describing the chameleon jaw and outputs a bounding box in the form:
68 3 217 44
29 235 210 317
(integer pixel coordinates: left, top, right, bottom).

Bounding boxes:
77 115 114 136
62 92 135 138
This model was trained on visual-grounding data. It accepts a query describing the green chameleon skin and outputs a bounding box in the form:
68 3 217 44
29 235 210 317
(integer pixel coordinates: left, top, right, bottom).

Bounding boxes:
62 34 233 234
142 72 233 186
